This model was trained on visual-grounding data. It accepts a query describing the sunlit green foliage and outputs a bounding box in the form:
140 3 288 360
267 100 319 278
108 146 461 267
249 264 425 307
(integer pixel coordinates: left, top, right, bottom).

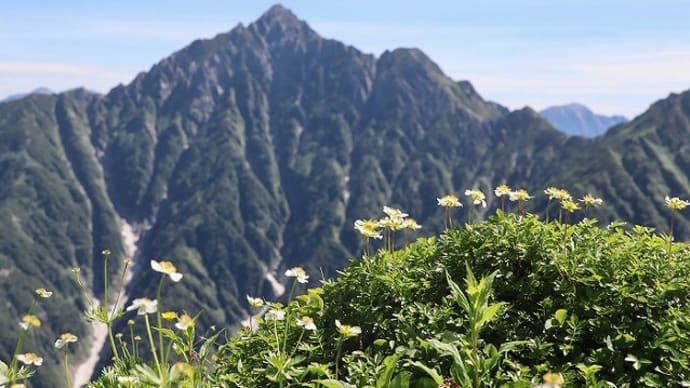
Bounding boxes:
213 212 690 387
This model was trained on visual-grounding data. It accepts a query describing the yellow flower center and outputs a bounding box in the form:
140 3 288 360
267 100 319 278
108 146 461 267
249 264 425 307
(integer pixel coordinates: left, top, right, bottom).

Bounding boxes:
22 315 41 328
159 261 177 273
60 333 77 342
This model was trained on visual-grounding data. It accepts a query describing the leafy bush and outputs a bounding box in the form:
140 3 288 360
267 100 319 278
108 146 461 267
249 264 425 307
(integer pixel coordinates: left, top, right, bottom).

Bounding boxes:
214 212 690 387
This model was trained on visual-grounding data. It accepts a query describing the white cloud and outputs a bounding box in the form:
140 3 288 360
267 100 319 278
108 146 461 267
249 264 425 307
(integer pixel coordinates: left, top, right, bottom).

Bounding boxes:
77 20 234 42
0 62 131 77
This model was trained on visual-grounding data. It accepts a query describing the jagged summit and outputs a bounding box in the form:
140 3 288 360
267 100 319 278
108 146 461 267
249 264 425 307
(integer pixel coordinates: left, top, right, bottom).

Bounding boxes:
257 4 300 24
251 3 317 45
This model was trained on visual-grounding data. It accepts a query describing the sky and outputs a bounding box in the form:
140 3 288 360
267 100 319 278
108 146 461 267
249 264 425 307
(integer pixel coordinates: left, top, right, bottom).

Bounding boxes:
2 1 690 118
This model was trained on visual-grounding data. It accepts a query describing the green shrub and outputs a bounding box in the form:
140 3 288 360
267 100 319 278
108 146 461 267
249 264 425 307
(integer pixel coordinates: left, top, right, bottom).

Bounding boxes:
214 212 690 387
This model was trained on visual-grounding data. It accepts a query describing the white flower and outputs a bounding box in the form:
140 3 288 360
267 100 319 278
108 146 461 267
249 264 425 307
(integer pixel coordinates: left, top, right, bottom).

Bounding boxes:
464 189 487 208
264 309 286 321
580 194 604 207
126 298 158 315
378 216 405 231
34 288 52 298
296 316 317 331
335 320 361 337
508 189 532 202
402 218 422 230
354 219 383 239
665 195 689 211
544 187 571 201
246 295 264 308
437 194 462 208
117 376 140 386
382 206 408 219
54 333 78 349
494 184 511 197
150 259 183 282
175 314 195 330
16 353 43 366
285 267 309 284
19 315 41 330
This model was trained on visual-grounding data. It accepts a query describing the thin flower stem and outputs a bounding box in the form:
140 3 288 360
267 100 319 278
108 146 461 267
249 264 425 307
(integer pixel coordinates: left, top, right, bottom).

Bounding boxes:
283 279 298 351
334 337 344 380
385 229 390 252
545 199 551 222
63 348 72 388
144 314 162 378
501 197 505 212
274 320 280 353
110 259 131 321
129 324 136 359
73 272 94 307
103 253 109 308
289 329 306 359
248 309 253 333
156 276 166 366
103 253 120 360
107 325 119 362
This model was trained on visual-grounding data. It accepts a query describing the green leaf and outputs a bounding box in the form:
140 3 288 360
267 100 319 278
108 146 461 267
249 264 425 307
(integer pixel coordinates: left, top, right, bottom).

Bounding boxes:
313 379 358 388
554 309 568 325
427 339 464 366
373 339 388 347
625 354 651 370
376 354 401 388
390 371 412 388
409 361 444 385
413 377 442 388
133 363 162 385
478 302 505 327
199 330 223 360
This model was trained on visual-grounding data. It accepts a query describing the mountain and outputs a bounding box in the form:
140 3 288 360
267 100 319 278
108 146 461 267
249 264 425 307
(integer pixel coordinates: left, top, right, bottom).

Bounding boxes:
0 4 689 386
540 102 627 137
1 87 54 103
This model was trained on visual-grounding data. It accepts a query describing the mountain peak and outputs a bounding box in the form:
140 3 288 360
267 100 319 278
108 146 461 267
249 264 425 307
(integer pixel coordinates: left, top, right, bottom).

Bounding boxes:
540 103 627 137
252 4 316 43
259 4 297 22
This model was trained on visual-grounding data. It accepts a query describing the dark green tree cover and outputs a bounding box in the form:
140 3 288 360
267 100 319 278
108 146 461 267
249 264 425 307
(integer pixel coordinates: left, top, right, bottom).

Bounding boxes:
1 5 689 385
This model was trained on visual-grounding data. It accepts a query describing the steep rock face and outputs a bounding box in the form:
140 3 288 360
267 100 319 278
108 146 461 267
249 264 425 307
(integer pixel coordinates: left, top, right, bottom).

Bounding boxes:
1 5 690 384
540 103 627 137
0 92 124 386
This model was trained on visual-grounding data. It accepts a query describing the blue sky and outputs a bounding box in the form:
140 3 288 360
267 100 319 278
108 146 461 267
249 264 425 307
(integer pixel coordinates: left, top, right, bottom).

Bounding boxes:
2 1 690 117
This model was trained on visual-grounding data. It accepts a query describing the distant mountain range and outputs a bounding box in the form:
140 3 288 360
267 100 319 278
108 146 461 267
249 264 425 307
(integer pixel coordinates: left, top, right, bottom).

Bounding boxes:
540 103 627 137
1 4 689 385
0 87 53 102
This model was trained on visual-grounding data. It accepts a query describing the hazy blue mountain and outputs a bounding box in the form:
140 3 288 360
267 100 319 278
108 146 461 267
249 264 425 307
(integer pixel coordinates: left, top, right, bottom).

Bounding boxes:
540 102 627 137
